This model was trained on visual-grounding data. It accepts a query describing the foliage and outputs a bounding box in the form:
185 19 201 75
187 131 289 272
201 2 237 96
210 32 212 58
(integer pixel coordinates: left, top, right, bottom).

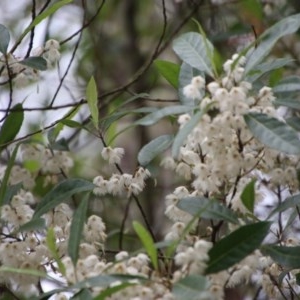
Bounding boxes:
1 1 300 299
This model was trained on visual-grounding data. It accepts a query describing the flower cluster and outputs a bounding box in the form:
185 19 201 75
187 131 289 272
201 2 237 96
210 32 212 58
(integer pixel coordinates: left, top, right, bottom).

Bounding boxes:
0 39 60 87
161 54 300 298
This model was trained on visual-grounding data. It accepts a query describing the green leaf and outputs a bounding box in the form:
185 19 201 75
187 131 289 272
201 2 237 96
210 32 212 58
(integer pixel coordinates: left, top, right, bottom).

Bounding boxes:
178 62 204 106
205 221 271 274
18 217 46 232
136 105 195 126
0 103 24 152
267 193 300 219
0 144 20 207
60 119 84 129
19 56 47 70
240 179 256 213
244 112 300 155
296 273 300 286
177 197 239 224
68 193 89 266
86 76 99 129
173 32 214 77
93 282 135 300
138 134 173 166
48 105 80 143
286 117 300 131
46 228 66 275
273 76 300 94
0 24 10 54
172 110 203 158
172 275 210 300
154 60 180 89
261 245 300 269
2 182 22 205
132 221 158 270
71 288 93 300
246 58 293 83
245 14 300 73
34 179 95 218
14 0 72 48
274 98 300 110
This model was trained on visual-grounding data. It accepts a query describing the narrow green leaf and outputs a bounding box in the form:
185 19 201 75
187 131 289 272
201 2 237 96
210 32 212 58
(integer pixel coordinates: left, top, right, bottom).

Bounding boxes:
18 218 46 232
177 197 239 224
173 32 214 77
274 98 300 110
154 60 180 89
138 134 173 166
273 76 300 94
267 193 300 219
244 112 300 155
261 245 300 269
0 24 10 54
205 221 271 274
172 110 203 158
136 105 195 126
0 266 56 282
245 13 300 72
93 282 135 300
14 0 72 47
172 275 209 300
46 227 66 275
19 56 47 70
295 273 300 286
71 288 93 300
60 119 84 129
0 144 20 207
86 76 99 129
286 117 300 131
240 179 256 213
0 103 24 152
68 193 89 266
247 58 293 83
34 179 95 218
48 105 80 143
2 182 22 205
133 221 158 270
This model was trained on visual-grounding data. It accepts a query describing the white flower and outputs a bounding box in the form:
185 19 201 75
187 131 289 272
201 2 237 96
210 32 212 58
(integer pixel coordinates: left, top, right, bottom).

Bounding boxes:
183 84 201 100
101 146 125 165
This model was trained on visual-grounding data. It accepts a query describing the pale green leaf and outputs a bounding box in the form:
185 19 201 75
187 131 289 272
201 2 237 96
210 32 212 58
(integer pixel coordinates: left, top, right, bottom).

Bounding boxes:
68 193 89 265
173 32 214 77
178 62 204 106
261 245 300 269
244 112 300 155
19 56 47 70
133 221 158 270
177 197 239 224
86 76 99 128
138 134 173 166
0 24 10 54
0 145 20 207
172 275 210 300
136 105 195 126
46 228 66 275
34 179 95 218
172 110 203 158
14 0 72 48
245 13 300 72
18 218 46 232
